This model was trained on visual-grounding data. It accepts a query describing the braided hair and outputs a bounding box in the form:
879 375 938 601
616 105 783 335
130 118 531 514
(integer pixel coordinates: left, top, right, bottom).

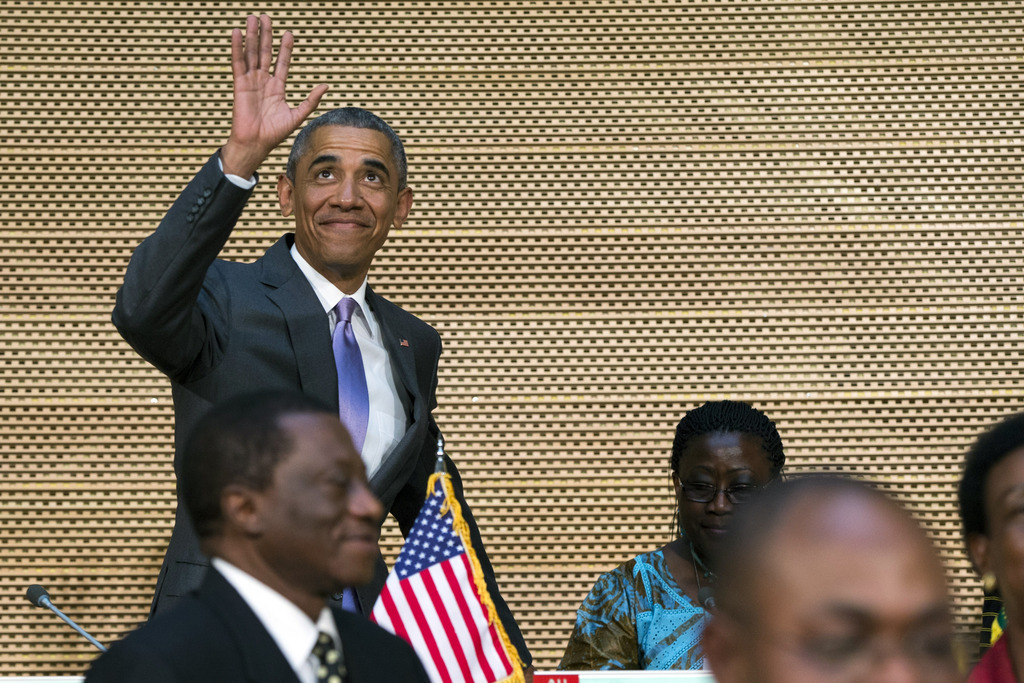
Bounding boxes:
671 400 786 479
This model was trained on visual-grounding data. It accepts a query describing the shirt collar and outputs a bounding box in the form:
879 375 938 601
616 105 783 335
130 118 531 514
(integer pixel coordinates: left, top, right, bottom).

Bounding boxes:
289 243 374 332
211 557 340 672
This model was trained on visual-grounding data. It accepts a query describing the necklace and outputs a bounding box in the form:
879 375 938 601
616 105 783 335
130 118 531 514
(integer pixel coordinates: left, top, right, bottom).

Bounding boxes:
689 541 715 592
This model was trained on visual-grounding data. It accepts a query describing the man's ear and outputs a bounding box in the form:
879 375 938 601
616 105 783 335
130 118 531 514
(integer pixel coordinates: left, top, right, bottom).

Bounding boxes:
967 532 992 578
672 471 682 500
277 174 295 217
220 484 265 536
391 187 413 229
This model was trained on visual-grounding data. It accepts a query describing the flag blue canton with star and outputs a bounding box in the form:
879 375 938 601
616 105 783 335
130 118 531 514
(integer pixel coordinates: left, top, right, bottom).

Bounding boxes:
394 481 464 579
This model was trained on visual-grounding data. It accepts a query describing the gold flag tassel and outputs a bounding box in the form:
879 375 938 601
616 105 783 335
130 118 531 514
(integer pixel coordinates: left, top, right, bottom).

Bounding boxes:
430 470 526 683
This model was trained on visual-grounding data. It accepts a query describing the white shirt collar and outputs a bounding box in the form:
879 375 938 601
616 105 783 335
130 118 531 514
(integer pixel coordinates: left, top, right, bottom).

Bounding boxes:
211 557 339 675
289 242 374 332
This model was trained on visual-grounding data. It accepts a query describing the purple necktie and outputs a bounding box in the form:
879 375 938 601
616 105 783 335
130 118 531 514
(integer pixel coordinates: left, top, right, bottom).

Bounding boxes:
332 298 370 454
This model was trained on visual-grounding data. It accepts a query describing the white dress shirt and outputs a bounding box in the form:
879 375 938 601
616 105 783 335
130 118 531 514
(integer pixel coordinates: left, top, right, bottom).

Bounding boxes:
212 558 340 683
290 245 409 479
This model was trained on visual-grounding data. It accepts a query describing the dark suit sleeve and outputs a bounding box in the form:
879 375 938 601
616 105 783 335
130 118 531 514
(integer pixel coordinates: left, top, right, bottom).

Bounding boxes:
84 640 182 683
112 153 253 381
389 341 533 667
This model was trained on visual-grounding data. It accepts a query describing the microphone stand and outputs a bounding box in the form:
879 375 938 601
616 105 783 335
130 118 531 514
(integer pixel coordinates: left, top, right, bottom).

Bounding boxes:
25 585 108 653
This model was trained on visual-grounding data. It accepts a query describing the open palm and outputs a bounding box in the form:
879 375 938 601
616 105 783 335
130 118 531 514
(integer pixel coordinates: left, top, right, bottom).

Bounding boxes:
222 14 328 177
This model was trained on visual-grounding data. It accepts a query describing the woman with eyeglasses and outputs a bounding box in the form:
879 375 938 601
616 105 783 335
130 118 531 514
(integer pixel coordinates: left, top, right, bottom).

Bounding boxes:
558 400 786 671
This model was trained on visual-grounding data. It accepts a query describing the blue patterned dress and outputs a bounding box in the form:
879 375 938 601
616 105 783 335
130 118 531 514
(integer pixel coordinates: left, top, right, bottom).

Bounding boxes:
558 548 707 670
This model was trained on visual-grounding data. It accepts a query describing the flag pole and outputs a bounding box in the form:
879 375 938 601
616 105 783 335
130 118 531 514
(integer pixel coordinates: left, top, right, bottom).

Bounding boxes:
434 435 447 474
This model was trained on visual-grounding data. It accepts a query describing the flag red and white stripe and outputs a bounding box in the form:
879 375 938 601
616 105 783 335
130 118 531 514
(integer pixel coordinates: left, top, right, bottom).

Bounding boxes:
371 473 522 683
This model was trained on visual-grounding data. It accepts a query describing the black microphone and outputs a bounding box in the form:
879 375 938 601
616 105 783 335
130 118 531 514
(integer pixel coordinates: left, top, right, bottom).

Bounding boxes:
25 584 108 653
698 586 716 610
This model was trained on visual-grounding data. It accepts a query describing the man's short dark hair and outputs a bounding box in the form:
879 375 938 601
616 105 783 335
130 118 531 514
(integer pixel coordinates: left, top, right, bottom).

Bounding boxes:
180 390 335 538
959 411 1024 537
286 107 408 189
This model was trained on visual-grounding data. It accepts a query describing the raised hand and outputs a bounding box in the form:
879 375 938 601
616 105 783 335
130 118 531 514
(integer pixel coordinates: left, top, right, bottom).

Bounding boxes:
220 14 329 178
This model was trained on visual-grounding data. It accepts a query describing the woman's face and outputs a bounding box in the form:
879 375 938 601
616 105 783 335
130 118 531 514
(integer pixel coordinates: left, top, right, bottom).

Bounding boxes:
673 431 775 563
972 447 1024 625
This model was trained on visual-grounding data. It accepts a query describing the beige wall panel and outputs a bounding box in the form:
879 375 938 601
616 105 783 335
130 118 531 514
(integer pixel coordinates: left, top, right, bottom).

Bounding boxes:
1 0 1022 674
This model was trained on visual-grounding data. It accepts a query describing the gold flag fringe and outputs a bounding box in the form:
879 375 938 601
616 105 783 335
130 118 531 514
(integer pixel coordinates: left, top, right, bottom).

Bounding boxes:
430 471 526 683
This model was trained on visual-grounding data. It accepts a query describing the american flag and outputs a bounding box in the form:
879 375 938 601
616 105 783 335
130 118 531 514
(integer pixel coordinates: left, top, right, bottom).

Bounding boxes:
371 472 523 683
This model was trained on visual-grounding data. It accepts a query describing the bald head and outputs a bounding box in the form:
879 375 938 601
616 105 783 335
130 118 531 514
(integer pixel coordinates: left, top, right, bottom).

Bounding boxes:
706 477 962 683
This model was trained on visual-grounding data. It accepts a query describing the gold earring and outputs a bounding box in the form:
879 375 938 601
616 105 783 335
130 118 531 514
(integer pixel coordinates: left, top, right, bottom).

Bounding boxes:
983 571 998 593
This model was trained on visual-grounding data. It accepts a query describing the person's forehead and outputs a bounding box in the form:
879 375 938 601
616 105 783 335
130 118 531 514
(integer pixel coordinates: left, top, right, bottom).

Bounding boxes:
700 431 761 451
300 125 394 168
759 495 948 622
680 432 768 472
985 446 1024 507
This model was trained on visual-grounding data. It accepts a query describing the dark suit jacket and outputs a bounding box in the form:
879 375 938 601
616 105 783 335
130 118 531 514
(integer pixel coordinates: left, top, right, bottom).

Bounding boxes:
112 153 529 663
84 567 430 682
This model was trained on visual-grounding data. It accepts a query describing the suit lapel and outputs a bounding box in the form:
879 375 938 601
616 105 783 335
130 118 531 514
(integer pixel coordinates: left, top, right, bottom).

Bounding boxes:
366 286 422 417
200 569 302 683
366 286 421 419
365 287 430 493
260 236 339 410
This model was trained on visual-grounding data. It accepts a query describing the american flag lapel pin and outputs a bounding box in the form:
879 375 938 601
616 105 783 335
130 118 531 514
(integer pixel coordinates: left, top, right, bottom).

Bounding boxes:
400 338 409 347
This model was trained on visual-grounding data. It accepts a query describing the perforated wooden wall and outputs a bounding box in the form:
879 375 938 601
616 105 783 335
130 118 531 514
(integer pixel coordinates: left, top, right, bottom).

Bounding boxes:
1 0 1021 675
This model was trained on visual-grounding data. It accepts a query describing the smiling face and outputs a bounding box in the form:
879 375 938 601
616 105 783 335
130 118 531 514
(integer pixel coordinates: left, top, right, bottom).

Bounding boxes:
673 431 774 563
248 412 384 611
278 125 413 293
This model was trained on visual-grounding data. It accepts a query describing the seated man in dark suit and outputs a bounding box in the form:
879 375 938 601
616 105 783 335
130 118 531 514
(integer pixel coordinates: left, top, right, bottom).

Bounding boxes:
85 390 429 682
